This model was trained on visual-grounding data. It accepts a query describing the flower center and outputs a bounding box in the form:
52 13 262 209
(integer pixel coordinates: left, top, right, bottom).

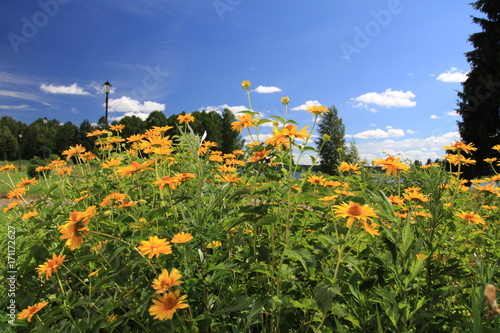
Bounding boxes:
347 203 363 216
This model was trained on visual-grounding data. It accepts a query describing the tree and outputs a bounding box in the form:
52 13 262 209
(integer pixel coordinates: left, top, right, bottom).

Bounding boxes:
343 138 360 165
55 122 80 155
79 119 96 152
0 126 18 160
456 0 500 178
119 115 146 138
220 109 244 153
315 106 347 174
146 110 168 128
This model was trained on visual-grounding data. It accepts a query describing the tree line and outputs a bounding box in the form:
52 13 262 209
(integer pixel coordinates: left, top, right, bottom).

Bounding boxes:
0 109 243 162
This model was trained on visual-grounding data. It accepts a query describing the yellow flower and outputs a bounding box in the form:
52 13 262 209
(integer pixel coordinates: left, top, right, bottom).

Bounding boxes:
117 160 154 177
241 80 251 90
0 164 16 172
17 177 38 188
62 144 86 160
306 105 329 116
2 200 22 212
420 163 441 169
333 202 378 228
101 158 123 169
416 253 428 261
59 206 98 251
247 149 271 163
307 175 326 185
403 190 429 202
484 157 498 163
80 151 96 162
126 134 145 143
281 96 290 105
231 114 259 132
86 129 111 137
106 314 118 322
56 167 73 178
443 153 476 166
36 254 66 280
474 183 498 194
443 141 477 155
149 290 189 320
7 187 27 199
154 176 182 190
171 232 193 244
318 195 338 202
207 241 222 248
493 144 500 151
100 192 128 207
338 162 361 173
388 195 405 207
17 302 48 322
216 173 242 183
177 113 195 124
35 165 50 172
21 211 38 220
456 211 485 225
265 124 309 149
138 236 172 259
110 124 125 132
152 268 184 294
47 159 67 169
88 268 102 277
372 156 409 176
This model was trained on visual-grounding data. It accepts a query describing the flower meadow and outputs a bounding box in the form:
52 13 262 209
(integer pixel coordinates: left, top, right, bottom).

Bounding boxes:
1 82 500 332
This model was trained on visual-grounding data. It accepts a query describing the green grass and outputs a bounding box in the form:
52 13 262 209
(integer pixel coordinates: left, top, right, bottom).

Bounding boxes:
0 160 45 198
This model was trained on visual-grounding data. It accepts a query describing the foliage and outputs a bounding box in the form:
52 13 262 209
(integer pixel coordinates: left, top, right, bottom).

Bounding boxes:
315 105 347 175
1 84 500 333
456 0 500 178
0 109 244 163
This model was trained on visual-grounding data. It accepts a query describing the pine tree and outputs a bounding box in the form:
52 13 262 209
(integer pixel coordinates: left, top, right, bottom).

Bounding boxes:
315 105 346 174
456 0 500 177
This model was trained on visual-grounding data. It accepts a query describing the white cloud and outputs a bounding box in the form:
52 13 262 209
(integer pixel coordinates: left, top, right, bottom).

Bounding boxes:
89 81 116 95
447 111 459 116
40 83 90 95
199 104 248 114
0 104 29 109
436 67 468 83
406 129 418 135
348 127 405 139
111 111 151 121
253 85 282 94
430 114 441 119
352 88 416 108
291 100 322 111
355 131 460 163
108 96 165 112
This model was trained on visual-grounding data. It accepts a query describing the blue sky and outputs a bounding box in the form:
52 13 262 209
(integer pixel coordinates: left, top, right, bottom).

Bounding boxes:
0 0 478 163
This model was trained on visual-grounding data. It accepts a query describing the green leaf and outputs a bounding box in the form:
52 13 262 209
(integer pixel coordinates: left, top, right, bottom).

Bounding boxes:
314 281 339 314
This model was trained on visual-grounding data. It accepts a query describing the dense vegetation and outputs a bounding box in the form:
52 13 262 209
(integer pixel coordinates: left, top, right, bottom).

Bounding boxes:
0 109 243 162
1 82 499 332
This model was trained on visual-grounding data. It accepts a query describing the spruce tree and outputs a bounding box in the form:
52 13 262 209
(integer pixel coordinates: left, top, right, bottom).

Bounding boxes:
456 0 500 177
315 105 346 174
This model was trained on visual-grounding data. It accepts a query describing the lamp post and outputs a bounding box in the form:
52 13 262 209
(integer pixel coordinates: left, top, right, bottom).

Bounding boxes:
18 133 22 171
43 117 47 159
103 81 112 129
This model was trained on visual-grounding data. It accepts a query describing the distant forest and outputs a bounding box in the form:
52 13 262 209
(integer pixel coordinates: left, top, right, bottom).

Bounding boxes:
0 109 244 161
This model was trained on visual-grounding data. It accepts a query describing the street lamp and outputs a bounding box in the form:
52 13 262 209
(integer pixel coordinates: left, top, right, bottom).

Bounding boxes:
43 117 48 159
18 133 22 171
103 81 112 129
